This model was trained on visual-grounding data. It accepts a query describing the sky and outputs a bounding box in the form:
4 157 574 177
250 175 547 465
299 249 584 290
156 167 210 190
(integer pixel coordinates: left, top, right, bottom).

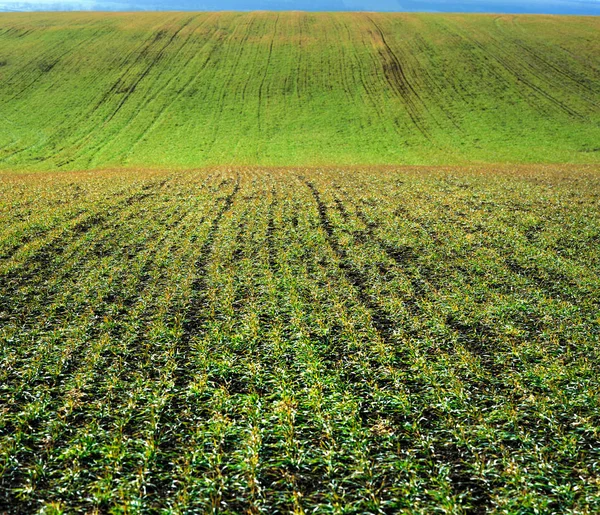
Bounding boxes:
0 0 599 14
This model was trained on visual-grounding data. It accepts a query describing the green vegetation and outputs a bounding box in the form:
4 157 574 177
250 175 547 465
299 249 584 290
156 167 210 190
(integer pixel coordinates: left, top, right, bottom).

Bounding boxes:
1 166 599 513
0 12 599 170
1 10 599 513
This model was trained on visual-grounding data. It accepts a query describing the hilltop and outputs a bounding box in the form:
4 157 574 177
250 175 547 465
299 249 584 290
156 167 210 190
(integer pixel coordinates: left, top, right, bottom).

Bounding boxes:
0 12 599 169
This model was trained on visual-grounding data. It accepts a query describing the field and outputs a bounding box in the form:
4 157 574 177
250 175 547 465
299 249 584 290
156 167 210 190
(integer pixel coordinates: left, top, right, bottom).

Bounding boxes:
1 12 600 170
2 9 600 515
1 165 599 513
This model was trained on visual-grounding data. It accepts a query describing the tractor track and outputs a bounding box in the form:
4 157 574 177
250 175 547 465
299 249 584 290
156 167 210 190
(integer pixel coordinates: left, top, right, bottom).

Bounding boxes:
300 178 496 512
366 16 431 139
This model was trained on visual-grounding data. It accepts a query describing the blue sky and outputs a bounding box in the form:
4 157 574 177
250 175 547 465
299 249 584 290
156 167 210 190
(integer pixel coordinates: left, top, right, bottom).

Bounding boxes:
1 0 599 14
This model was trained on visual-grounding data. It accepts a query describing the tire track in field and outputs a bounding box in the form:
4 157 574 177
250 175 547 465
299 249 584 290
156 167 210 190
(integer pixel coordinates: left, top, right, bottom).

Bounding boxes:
0 196 191 420
351 26 402 140
330 185 509 381
294 14 311 100
0 172 219 510
0 178 170 317
410 33 463 130
0 178 138 259
329 186 510 513
54 17 194 167
257 14 279 135
236 15 269 123
331 16 359 103
299 177 421 390
332 14 400 142
201 14 258 159
57 174 217 397
444 20 585 120
85 16 212 164
0 27 34 39
335 184 591 415
353 203 504 378
0 24 112 165
146 173 241 499
510 38 599 104
266 182 278 273
329 188 428 332
85 22 178 113
300 177 493 512
0 206 88 260
157 178 265 508
101 18 195 126
426 19 483 108
494 16 600 99
38 24 169 166
178 173 240 355
0 189 210 513
481 25 598 114
327 182 597 512
328 178 506 367
1 21 107 105
123 15 223 160
366 15 431 139
0 180 176 378
160 173 241 405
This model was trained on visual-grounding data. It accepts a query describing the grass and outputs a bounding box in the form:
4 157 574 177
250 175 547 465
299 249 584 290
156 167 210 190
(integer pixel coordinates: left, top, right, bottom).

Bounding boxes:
1 165 599 513
0 12 599 171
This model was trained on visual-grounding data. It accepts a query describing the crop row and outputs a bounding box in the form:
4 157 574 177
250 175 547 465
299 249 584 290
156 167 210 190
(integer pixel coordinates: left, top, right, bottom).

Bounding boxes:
1 166 599 513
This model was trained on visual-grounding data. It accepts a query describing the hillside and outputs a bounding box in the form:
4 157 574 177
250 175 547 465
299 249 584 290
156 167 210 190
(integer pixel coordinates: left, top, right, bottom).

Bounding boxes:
0 12 599 170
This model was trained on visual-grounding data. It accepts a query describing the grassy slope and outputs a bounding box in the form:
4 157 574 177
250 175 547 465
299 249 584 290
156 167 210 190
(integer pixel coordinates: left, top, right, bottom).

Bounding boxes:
0 12 599 171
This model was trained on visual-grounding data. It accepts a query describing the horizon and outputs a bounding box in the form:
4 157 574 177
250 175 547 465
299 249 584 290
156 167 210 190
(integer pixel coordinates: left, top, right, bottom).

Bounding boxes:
1 0 600 15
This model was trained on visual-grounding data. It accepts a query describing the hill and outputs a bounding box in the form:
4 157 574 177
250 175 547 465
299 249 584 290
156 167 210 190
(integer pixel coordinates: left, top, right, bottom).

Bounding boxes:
0 12 599 171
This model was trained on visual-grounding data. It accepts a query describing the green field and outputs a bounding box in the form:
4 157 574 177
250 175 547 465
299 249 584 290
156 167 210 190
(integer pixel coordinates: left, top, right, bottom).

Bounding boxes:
0 12 599 170
2 10 600 515
1 165 600 513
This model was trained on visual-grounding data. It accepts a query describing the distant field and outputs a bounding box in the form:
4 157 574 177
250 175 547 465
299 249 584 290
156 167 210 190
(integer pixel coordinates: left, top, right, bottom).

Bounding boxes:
0 12 599 170
1 165 599 513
